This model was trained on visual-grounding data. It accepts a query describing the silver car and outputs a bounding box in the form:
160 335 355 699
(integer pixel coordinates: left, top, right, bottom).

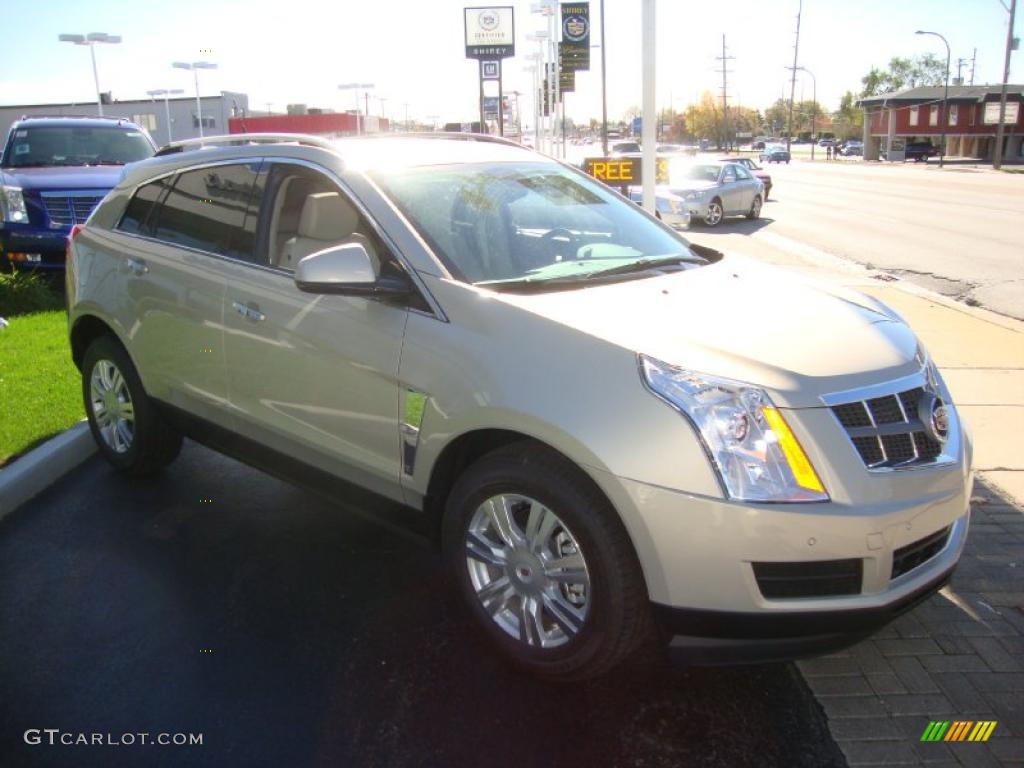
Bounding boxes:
668 162 763 227
627 186 691 230
67 133 971 680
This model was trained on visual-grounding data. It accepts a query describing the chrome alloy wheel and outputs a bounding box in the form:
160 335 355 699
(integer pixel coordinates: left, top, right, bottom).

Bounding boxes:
465 494 591 649
704 200 723 226
89 359 135 454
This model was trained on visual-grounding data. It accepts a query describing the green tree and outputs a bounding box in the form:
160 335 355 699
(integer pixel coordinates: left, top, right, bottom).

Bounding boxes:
832 91 864 139
859 54 948 97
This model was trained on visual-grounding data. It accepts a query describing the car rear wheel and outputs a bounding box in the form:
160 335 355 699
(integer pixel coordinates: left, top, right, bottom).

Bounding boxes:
82 335 182 475
747 195 762 220
703 199 724 227
442 443 651 681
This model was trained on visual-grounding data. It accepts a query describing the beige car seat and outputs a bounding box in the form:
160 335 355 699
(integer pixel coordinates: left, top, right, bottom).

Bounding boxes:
279 192 378 271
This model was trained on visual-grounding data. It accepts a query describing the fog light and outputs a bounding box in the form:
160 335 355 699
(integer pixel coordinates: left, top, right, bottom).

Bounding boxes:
8 252 43 262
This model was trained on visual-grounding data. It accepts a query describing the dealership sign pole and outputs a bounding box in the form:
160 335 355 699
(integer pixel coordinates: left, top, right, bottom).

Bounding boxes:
465 6 515 135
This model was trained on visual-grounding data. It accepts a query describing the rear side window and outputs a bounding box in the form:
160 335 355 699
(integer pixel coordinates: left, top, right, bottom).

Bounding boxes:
118 177 172 235
150 162 262 261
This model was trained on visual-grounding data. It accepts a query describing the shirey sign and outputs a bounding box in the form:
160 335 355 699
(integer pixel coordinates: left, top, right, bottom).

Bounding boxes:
464 6 515 59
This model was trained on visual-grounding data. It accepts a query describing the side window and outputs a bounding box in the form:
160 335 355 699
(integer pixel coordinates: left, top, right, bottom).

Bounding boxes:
260 163 388 274
733 165 751 180
723 166 737 183
150 162 262 261
117 177 172 235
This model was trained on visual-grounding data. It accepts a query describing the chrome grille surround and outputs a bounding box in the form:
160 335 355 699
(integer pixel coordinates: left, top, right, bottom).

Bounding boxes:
821 367 960 472
40 190 107 227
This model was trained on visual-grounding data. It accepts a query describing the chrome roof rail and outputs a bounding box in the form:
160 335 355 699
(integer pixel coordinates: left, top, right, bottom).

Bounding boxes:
153 132 337 157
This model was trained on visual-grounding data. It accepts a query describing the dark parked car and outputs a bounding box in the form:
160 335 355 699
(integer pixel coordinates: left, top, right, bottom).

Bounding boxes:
759 144 790 164
0 116 156 271
904 142 940 162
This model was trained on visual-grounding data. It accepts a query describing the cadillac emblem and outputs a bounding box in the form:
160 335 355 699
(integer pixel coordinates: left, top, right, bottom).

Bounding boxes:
478 10 500 31
918 391 950 445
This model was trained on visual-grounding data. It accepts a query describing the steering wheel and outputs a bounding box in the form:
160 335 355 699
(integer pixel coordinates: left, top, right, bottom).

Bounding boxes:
540 227 580 261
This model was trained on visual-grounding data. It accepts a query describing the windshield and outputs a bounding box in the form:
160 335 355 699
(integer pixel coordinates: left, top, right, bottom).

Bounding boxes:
373 160 700 289
676 164 722 183
3 126 155 168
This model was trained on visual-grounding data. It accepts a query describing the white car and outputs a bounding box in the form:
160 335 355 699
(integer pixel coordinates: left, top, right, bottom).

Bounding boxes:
66 133 972 680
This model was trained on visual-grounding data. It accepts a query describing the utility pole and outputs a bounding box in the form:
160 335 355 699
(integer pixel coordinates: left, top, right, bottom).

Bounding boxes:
994 0 1017 170
969 47 977 85
785 0 803 156
956 57 968 85
716 35 735 151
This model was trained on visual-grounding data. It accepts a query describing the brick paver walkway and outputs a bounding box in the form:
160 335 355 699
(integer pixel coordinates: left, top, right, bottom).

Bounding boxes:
799 480 1024 767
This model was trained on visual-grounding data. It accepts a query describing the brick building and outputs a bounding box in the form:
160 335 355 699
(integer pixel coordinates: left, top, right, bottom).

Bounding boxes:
857 85 1024 162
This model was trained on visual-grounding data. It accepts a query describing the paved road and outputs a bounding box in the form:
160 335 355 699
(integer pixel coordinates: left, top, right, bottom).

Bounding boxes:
692 159 1024 320
0 442 844 768
565 146 1023 320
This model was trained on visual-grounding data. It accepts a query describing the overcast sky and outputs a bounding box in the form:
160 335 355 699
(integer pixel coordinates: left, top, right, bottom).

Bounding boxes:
3 0 1019 126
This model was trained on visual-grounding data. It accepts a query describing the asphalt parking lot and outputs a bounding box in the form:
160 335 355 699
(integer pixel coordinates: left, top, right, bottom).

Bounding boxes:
0 441 846 768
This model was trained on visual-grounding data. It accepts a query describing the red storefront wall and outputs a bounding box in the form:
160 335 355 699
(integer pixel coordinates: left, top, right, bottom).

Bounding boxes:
227 113 389 135
868 100 1023 136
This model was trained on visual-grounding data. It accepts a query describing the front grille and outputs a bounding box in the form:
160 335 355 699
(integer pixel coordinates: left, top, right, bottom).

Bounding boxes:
830 385 944 469
752 559 863 599
892 526 951 579
41 192 105 227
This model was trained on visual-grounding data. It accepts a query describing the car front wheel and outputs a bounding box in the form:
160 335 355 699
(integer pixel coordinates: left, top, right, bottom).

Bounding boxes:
82 335 182 475
703 198 724 227
442 443 650 680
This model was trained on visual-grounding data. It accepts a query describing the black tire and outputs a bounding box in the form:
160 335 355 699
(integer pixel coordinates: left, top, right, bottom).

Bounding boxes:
82 335 182 476
442 442 651 681
746 194 762 220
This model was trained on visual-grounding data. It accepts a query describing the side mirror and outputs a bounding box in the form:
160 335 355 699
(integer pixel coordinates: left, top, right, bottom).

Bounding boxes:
294 242 411 297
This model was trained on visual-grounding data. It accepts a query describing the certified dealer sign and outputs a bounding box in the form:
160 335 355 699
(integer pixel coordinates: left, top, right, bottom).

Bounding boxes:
464 6 515 59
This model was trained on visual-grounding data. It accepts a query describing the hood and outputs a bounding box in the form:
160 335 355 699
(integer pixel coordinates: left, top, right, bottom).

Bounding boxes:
668 180 719 194
1 165 123 192
493 256 921 408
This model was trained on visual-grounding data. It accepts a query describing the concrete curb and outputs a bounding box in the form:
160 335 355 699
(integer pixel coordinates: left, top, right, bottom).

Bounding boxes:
0 422 96 522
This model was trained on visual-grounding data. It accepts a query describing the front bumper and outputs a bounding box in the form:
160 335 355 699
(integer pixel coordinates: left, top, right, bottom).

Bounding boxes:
590 447 971 663
662 211 691 230
1 226 68 271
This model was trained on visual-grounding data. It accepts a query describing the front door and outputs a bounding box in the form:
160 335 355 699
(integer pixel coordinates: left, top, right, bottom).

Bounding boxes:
218 161 409 500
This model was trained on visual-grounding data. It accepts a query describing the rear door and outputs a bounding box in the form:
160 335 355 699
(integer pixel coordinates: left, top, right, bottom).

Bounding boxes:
718 165 742 214
216 161 412 501
110 161 262 425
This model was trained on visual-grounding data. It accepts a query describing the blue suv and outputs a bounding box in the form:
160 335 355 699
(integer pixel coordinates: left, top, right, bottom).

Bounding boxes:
0 116 156 271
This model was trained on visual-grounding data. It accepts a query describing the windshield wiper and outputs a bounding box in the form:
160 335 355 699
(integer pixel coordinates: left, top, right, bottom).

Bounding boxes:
478 274 596 293
580 255 703 280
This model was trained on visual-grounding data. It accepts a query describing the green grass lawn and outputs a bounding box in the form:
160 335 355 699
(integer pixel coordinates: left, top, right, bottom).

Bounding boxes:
0 310 83 466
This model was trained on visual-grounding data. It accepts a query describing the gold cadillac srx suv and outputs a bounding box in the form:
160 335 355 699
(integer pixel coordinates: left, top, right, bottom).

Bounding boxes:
66 134 972 680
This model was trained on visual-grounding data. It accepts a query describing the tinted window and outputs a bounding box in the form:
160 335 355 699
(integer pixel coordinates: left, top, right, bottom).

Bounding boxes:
117 177 172 235
151 162 262 260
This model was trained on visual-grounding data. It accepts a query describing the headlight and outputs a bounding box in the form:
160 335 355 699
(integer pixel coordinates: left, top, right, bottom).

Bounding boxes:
1 185 28 223
683 191 701 201
640 355 828 503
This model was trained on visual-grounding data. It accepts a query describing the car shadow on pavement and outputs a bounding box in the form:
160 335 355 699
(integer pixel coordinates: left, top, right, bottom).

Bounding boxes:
691 217 775 236
0 442 845 768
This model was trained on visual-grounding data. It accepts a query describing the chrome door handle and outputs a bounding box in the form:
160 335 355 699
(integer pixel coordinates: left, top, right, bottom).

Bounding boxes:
126 257 148 275
232 300 266 322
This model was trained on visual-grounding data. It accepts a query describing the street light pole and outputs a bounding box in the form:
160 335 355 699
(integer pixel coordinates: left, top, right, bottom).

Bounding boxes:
600 0 609 156
916 30 950 168
58 33 122 116
173 61 218 138
147 88 185 143
337 83 375 135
